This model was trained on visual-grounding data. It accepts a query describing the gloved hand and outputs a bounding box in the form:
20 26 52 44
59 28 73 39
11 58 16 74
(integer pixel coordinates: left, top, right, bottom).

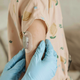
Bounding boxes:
0 48 25 80
22 39 57 80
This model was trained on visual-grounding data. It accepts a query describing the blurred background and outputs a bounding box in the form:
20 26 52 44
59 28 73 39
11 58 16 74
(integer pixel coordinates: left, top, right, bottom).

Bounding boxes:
0 0 80 80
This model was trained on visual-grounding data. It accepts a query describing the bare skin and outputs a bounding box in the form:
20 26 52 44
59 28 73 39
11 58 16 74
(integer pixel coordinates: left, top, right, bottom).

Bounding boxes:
19 19 47 79
25 19 47 69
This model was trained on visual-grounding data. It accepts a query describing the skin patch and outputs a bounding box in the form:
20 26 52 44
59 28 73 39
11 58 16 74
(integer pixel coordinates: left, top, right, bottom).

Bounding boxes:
50 23 57 37
23 31 33 53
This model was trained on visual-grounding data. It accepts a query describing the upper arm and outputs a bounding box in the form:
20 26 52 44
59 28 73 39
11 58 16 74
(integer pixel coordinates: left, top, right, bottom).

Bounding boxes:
25 19 47 66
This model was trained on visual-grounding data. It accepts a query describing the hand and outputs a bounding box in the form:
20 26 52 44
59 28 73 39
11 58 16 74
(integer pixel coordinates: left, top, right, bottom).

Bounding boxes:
0 48 25 80
22 39 57 80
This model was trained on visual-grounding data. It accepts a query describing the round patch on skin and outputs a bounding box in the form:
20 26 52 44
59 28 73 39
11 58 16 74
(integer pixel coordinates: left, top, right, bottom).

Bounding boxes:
23 11 32 21
23 31 33 54
50 23 57 37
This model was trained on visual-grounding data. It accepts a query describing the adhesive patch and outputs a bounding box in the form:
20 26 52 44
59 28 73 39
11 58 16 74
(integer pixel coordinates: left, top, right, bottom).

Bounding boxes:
23 31 33 53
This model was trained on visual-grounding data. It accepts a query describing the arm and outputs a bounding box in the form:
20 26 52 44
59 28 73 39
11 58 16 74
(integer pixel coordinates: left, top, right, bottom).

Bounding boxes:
25 19 47 70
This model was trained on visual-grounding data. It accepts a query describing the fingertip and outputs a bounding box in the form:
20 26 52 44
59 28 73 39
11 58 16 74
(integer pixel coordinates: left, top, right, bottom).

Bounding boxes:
44 39 55 59
37 40 45 51
45 39 51 47
22 48 25 52
19 48 25 55
39 40 45 47
45 39 53 50
20 48 25 58
45 39 50 44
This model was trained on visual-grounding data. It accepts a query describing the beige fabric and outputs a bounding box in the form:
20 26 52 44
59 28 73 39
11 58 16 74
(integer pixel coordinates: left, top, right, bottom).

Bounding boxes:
7 0 70 79
65 28 80 71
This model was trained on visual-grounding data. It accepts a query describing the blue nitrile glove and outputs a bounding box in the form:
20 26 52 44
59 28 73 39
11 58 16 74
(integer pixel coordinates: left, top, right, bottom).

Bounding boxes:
22 39 57 80
0 48 26 80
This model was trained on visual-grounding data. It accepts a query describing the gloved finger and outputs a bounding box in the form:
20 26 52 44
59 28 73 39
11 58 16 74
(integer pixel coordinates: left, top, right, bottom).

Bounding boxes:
17 66 25 79
22 66 26 73
43 39 57 60
11 58 25 75
4 48 25 71
32 40 45 62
